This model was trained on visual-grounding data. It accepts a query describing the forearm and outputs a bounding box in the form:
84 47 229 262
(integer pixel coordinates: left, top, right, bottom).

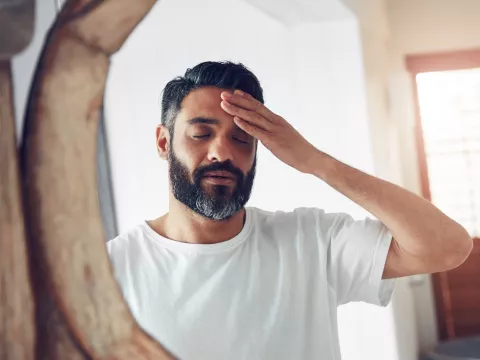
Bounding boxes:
307 149 472 264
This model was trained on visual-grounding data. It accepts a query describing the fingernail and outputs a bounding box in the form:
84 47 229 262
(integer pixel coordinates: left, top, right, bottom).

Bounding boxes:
235 89 245 97
222 91 232 99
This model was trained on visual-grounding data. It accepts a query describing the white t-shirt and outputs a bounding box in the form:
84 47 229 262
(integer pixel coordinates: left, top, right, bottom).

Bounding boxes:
107 207 395 360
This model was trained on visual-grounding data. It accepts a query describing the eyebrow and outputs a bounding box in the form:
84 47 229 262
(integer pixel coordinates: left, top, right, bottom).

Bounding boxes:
186 117 220 126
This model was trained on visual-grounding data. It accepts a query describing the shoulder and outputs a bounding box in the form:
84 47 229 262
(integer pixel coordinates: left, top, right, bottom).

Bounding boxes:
248 206 345 238
249 206 368 243
249 206 340 227
106 222 150 260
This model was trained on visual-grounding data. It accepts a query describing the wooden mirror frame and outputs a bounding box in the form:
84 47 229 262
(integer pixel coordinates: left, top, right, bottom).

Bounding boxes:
1 1 175 358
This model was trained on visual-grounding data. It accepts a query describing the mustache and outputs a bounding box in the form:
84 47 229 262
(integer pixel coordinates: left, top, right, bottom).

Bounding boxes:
194 161 244 183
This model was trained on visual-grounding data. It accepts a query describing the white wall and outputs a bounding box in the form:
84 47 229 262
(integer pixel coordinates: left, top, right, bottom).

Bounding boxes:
341 0 390 41
388 0 480 54
289 21 377 215
244 0 350 25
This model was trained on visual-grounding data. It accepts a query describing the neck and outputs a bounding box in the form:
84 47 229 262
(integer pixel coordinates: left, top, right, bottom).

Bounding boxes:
149 194 246 244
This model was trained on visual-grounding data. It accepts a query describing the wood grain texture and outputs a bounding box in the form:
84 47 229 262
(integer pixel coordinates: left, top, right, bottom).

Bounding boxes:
0 0 176 358
406 48 480 74
443 238 480 339
0 60 36 360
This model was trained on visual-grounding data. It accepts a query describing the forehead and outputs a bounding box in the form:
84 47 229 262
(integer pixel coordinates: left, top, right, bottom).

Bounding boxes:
176 87 232 126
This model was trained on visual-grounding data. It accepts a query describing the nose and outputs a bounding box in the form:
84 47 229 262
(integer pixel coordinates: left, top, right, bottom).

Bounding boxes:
207 136 235 163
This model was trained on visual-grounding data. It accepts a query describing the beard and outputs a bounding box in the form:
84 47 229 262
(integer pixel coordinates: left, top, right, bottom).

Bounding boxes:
168 147 256 221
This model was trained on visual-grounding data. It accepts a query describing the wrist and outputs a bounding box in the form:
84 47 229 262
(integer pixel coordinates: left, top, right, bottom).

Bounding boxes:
305 148 336 179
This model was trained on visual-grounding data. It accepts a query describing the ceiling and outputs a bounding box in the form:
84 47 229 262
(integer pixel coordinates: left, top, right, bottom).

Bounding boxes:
242 0 353 26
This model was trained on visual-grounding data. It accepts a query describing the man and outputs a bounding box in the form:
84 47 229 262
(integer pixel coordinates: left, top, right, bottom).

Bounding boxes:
107 61 472 360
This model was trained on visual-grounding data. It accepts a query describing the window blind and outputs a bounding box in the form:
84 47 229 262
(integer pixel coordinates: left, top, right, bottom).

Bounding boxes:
417 68 480 237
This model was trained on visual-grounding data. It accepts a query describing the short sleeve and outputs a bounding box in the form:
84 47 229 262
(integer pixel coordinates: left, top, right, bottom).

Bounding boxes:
321 211 396 306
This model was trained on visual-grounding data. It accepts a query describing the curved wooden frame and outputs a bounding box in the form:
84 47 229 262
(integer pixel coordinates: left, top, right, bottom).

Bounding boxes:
1 0 175 358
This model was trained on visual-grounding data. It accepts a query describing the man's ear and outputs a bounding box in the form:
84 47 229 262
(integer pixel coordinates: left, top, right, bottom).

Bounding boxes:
156 124 170 160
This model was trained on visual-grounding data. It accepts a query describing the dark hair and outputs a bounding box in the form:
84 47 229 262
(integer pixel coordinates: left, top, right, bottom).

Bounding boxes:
161 61 264 134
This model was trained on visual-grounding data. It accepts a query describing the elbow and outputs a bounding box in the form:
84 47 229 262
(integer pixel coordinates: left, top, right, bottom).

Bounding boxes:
442 229 473 270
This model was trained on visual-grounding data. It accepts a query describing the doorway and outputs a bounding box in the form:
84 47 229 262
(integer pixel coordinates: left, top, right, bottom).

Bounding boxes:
407 49 480 341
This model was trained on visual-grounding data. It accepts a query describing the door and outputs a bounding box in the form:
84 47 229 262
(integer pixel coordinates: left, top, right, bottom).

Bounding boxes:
407 49 480 341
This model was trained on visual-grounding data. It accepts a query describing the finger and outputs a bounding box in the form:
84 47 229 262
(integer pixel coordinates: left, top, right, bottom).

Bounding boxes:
220 91 256 110
234 90 280 123
221 90 277 123
233 116 266 141
221 101 272 132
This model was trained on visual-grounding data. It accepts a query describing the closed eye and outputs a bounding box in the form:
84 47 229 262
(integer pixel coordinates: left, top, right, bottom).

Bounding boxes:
192 134 250 144
234 137 249 144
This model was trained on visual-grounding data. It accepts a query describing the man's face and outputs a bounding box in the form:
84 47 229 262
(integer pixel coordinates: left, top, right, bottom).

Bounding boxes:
168 87 257 221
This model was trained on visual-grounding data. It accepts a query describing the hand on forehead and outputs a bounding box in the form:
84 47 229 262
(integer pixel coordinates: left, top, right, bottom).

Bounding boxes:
178 87 246 128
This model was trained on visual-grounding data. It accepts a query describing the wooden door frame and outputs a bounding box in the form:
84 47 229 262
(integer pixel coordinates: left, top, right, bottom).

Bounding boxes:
405 48 480 341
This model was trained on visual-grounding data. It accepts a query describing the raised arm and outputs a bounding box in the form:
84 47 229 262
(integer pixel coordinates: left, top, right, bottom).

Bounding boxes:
219 89 473 280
